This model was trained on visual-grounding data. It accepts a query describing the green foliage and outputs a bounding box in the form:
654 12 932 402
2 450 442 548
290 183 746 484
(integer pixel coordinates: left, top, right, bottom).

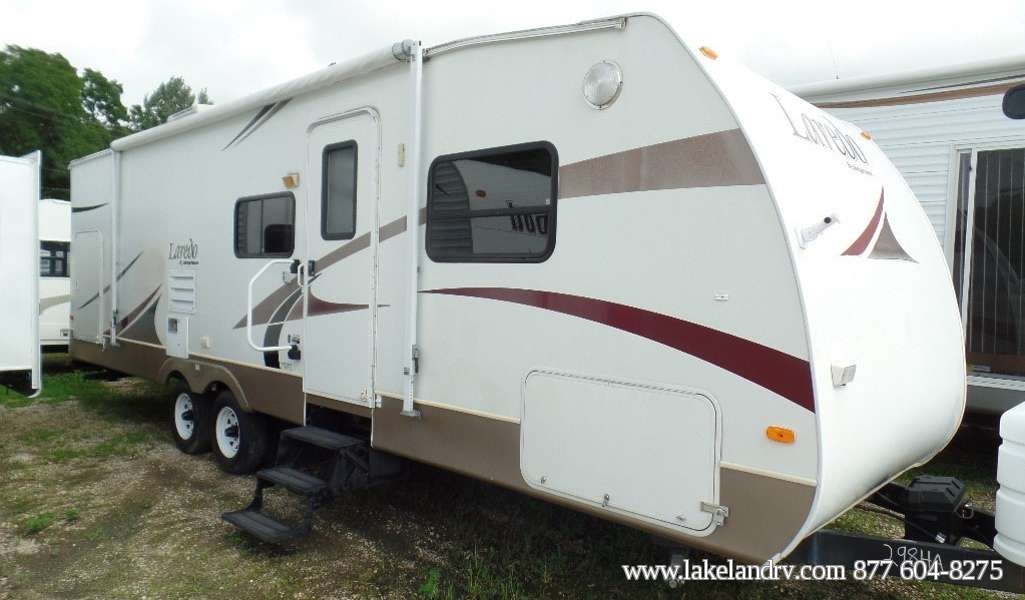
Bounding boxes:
22 511 55 535
0 46 210 199
418 568 443 598
0 46 94 198
81 68 130 135
129 76 212 131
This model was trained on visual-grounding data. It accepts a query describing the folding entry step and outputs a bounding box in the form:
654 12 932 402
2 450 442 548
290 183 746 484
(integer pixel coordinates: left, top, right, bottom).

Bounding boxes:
222 426 403 544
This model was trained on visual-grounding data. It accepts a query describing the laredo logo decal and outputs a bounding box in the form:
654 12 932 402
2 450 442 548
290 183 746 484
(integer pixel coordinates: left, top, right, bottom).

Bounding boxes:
168 239 199 265
771 93 870 169
843 190 915 262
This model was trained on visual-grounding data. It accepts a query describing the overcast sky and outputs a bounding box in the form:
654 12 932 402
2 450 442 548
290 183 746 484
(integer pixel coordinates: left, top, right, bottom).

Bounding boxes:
1 0 1024 106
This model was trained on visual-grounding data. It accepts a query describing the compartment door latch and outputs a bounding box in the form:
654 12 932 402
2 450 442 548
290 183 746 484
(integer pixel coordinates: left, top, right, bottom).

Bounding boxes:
701 502 730 526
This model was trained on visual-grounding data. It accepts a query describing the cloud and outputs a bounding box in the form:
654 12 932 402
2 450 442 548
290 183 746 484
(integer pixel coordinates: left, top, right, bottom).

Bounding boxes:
1 0 1023 106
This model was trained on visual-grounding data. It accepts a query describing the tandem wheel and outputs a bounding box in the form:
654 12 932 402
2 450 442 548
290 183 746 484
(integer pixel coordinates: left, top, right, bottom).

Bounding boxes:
211 390 271 475
169 379 212 455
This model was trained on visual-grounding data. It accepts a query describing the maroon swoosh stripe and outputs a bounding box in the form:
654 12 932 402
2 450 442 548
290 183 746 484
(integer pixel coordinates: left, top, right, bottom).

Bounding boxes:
234 213 413 330
308 291 369 317
843 191 885 256
423 287 814 412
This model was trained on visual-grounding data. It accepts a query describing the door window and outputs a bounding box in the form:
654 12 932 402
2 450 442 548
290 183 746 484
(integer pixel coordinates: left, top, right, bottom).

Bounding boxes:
322 141 357 240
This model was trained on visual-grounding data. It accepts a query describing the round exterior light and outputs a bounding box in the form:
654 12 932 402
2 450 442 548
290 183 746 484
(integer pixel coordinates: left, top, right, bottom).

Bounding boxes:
582 61 623 109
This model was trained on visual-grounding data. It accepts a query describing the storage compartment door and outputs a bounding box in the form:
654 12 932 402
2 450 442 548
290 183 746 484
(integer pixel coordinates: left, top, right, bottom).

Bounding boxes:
70 230 105 343
521 371 720 533
0 153 41 388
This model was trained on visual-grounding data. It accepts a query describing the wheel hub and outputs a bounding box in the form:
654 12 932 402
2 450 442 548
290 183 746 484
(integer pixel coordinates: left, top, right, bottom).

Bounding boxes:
216 406 241 459
173 393 195 440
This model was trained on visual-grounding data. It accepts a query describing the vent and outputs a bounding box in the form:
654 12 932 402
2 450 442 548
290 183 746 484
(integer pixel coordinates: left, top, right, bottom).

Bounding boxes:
168 271 197 314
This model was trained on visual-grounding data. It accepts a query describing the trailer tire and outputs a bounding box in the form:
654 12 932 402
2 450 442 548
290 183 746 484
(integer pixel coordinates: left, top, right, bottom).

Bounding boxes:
211 391 269 475
169 380 212 455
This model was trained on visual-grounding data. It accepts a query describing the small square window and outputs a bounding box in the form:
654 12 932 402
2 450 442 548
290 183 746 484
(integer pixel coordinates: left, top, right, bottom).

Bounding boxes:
234 193 295 258
40 241 70 277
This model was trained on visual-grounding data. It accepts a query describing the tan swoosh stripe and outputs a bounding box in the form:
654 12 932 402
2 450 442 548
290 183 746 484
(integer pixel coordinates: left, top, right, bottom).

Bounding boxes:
39 294 71 314
239 131 761 327
234 280 301 329
235 213 411 330
815 80 1023 109
558 128 764 199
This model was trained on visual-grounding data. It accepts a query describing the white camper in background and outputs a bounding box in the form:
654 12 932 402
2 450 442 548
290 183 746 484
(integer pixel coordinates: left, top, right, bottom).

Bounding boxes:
0 152 42 393
793 57 1025 415
38 198 71 348
65 14 1025 587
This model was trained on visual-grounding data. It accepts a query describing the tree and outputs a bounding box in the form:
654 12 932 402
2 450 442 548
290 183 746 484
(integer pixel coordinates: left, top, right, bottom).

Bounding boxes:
0 46 141 198
0 46 89 198
81 68 129 134
0 47 211 198
129 76 212 131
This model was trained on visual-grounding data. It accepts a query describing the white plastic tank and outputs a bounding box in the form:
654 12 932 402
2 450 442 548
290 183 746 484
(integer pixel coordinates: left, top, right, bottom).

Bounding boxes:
996 402 1025 567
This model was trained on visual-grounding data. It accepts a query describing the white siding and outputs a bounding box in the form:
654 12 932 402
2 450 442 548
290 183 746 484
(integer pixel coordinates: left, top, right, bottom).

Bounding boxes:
824 95 1025 250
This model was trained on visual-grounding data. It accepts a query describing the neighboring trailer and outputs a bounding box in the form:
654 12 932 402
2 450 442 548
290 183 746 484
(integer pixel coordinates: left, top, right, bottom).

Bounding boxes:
38 198 71 347
793 58 1025 415
0 152 42 392
69 14 972 565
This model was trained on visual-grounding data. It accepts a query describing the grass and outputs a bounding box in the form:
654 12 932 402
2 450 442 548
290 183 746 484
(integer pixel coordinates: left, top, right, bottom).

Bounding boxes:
21 512 55 535
0 353 1011 599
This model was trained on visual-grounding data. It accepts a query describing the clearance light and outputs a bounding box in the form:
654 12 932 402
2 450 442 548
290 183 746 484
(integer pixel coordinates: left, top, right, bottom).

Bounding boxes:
766 426 795 444
700 46 718 60
282 172 300 189
582 61 623 110
860 131 872 140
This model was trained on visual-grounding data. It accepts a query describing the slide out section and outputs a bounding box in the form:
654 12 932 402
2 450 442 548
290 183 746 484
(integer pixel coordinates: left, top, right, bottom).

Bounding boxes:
0 152 42 393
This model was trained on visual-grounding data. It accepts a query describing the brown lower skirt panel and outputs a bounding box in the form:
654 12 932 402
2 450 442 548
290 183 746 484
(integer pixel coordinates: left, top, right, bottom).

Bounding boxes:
70 338 164 381
70 339 313 424
372 395 816 563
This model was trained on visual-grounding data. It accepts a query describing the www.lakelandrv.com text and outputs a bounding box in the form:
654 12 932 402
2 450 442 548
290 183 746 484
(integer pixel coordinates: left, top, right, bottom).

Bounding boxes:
622 559 1005 583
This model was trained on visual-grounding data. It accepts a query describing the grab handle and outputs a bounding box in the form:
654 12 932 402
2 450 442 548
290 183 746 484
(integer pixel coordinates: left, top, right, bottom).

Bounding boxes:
246 259 294 352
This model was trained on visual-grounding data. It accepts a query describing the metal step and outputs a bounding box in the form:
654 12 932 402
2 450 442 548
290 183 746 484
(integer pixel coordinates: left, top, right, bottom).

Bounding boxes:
257 466 326 496
221 509 306 544
281 426 364 452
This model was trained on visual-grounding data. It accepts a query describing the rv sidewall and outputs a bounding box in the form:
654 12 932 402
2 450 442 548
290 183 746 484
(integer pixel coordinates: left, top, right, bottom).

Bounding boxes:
211 390 270 475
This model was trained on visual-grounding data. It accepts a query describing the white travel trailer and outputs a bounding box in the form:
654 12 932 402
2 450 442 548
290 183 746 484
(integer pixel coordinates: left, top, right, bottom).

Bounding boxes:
38 198 71 348
65 14 1025 585
793 57 1025 415
0 152 42 393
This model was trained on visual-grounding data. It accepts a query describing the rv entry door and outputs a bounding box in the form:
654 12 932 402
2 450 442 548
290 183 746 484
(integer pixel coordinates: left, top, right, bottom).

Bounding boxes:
302 111 379 407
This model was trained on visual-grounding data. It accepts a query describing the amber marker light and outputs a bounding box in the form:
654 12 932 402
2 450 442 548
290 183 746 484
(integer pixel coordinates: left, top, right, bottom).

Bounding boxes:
860 131 873 140
766 426 796 444
699 46 718 60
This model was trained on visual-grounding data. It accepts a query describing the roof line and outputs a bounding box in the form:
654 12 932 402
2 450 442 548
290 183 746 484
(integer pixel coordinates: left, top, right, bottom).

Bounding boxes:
110 44 405 152
791 53 1025 99
425 16 625 58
